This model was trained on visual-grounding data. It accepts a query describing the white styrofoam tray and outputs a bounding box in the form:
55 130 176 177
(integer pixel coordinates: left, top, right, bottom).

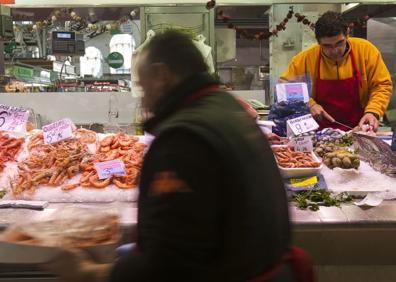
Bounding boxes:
275 151 323 179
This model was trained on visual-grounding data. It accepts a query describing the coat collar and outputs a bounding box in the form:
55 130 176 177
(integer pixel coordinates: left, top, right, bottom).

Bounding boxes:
144 73 218 134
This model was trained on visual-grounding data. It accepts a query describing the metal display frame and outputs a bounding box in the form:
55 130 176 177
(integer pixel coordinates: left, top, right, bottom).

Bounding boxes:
140 5 216 64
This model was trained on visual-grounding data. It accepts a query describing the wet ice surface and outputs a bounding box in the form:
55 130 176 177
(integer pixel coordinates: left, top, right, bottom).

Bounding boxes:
323 160 395 196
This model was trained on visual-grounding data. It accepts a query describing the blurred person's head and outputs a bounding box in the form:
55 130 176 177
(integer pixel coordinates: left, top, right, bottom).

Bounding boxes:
315 11 349 62
136 30 208 113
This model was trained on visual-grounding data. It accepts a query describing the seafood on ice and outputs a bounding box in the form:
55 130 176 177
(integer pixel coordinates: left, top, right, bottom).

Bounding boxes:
353 132 396 177
0 132 24 172
9 131 146 195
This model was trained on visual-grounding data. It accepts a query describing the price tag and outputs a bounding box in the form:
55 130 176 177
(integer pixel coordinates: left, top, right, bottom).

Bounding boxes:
0 104 28 132
293 136 313 152
276 82 309 103
43 119 74 144
290 176 318 187
286 114 319 137
95 159 126 180
391 129 396 152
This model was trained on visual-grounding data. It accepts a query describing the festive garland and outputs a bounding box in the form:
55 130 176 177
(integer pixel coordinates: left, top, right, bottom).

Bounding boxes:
216 7 315 40
348 15 370 29
26 3 371 40
32 8 138 35
207 0 372 40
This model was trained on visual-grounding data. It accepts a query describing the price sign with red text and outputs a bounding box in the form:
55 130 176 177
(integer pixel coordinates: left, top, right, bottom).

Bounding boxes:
95 160 126 180
43 119 74 144
0 104 28 133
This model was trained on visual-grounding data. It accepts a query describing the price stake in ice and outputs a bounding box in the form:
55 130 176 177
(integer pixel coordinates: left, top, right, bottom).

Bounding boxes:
0 104 28 132
286 114 319 136
95 159 126 180
43 119 73 144
293 136 313 152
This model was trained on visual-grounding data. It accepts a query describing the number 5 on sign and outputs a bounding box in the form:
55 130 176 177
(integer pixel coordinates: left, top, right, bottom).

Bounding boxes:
43 119 74 144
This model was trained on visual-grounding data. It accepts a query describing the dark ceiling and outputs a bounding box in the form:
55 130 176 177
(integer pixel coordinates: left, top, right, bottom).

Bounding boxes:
342 4 396 20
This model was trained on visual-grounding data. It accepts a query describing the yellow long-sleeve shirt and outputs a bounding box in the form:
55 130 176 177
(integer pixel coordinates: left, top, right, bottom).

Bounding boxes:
280 37 393 118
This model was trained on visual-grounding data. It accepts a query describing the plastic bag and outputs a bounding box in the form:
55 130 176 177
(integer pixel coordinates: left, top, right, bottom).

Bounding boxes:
268 101 310 137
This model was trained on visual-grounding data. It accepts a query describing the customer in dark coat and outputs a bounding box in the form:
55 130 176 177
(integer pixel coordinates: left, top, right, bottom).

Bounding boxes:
46 30 291 282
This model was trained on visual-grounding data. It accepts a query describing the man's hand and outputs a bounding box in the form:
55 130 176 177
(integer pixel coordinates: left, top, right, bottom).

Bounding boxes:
310 104 335 122
359 113 379 132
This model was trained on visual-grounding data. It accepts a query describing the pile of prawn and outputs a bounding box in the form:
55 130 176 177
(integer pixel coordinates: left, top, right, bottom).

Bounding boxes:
11 133 88 195
10 130 146 195
0 132 24 172
273 147 321 168
67 132 145 191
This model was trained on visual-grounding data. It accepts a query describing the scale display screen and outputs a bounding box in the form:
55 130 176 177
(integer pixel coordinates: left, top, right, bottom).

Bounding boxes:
51 31 84 56
53 31 75 40
57 33 72 39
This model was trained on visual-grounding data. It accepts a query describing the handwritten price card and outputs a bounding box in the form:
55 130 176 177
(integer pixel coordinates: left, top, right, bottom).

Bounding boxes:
293 136 313 152
95 159 126 180
0 104 28 132
43 119 73 144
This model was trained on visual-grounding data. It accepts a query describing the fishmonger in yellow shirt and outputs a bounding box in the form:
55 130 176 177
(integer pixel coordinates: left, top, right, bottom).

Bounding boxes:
281 11 392 131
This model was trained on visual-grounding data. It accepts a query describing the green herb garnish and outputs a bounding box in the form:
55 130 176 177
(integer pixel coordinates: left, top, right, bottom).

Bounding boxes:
293 190 352 211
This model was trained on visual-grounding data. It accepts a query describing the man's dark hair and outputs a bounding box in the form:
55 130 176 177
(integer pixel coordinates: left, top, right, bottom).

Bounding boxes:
143 30 208 77
315 11 349 41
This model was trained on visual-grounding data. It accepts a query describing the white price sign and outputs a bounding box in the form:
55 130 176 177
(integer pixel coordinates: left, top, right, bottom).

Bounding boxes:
43 119 74 144
293 136 313 152
0 104 28 132
286 114 319 137
95 159 126 180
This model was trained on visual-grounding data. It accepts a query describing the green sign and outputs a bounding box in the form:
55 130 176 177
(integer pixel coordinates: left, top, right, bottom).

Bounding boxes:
14 66 34 78
107 52 124 69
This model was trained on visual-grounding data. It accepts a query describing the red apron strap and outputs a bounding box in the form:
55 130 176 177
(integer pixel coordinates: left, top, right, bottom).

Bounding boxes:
317 51 322 80
349 49 362 88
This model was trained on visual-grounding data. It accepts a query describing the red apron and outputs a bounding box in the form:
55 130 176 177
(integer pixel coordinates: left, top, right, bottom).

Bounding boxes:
315 49 363 130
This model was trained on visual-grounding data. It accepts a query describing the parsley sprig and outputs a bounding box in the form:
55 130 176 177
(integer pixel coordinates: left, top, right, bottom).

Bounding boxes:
293 190 352 211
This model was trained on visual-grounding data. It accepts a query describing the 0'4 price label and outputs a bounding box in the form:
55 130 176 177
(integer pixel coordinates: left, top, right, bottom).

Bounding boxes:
43 119 74 144
0 104 28 132
95 159 126 180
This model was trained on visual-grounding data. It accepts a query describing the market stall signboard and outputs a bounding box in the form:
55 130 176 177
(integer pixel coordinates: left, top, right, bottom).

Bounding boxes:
13 66 34 79
0 104 28 132
107 52 124 69
95 159 126 180
43 119 73 144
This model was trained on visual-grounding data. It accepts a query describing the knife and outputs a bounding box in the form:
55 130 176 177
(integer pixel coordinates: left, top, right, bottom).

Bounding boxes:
331 120 354 131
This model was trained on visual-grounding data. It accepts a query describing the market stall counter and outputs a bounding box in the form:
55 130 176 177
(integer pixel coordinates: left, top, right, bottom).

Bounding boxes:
2 202 396 281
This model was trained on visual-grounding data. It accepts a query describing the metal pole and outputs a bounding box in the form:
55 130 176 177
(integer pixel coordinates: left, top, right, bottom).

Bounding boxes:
0 39 5 75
